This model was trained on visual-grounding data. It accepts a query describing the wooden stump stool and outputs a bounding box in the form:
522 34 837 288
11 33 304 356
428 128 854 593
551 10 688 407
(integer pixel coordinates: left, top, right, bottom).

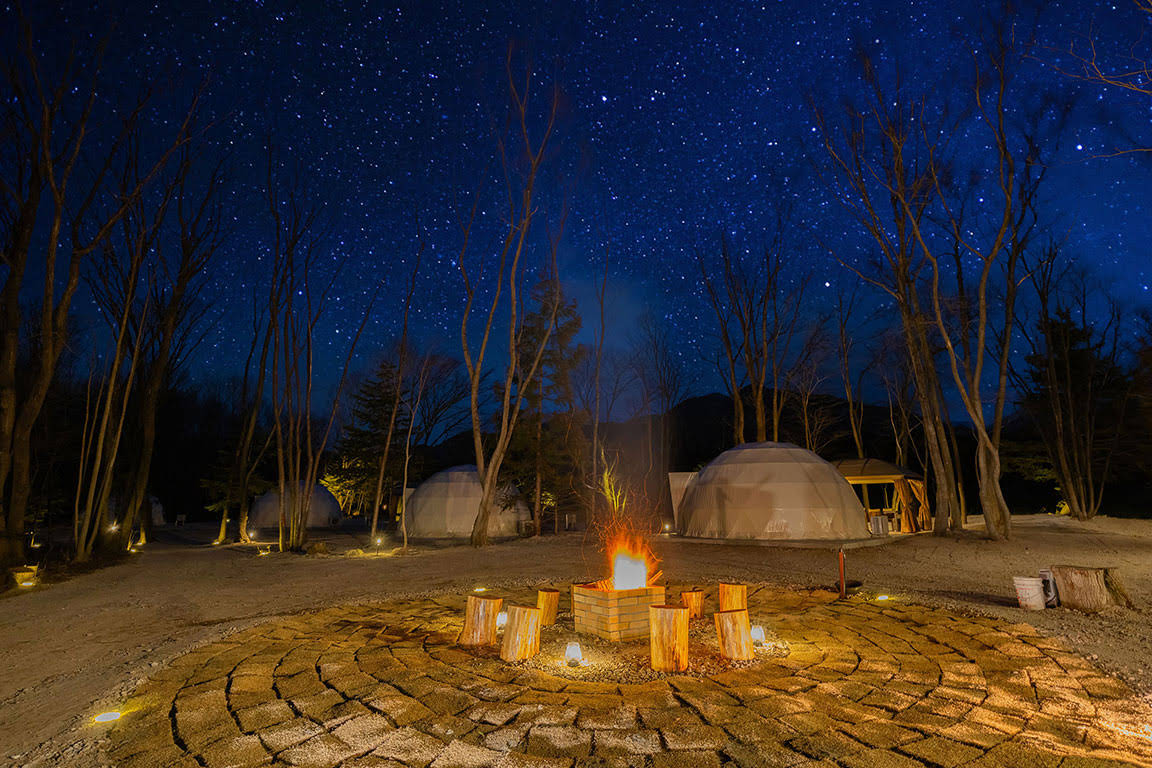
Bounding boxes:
1051 565 1134 613
536 588 560 625
649 604 689 672
681 589 704 619
459 594 503 647
718 582 747 612
500 605 542 662
715 608 754 660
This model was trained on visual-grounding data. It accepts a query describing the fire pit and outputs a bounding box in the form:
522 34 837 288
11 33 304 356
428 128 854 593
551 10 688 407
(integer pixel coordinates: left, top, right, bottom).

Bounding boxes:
572 540 664 641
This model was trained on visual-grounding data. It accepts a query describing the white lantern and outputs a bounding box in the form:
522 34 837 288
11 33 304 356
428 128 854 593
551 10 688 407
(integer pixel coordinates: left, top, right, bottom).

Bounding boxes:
564 641 583 666
496 611 508 629
750 624 767 647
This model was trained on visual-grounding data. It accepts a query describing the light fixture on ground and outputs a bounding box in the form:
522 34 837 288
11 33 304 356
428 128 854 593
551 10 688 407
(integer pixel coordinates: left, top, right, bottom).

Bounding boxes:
564 641 583 667
94 711 122 723
496 611 508 629
473 586 487 592
876 594 890 601
750 624 767 648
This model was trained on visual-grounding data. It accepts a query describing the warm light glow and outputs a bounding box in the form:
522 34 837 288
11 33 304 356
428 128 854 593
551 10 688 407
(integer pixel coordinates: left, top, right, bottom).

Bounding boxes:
257 547 271 557
108 524 119 533
663 523 671 531
473 586 487 592
564 641 583 666
94 711 122 723
751 625 766 646
246 530 255 540
375 537 382 545
496 611 508 629
876 595 890 601
19 581 35 587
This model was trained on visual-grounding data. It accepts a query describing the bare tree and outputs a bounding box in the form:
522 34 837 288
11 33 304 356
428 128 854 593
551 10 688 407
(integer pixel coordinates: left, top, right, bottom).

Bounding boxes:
0 20 200 562
459 50 563 546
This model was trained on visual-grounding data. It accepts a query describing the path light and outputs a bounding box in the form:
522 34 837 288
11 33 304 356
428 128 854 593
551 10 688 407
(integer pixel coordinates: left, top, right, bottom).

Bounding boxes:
564 641 583 667
108 523 119 533
750 624 767 648
663 523 671 532
473 587 487 592
876 594 891 601
257 547 271 557
496 611 508 629
94 711 121 723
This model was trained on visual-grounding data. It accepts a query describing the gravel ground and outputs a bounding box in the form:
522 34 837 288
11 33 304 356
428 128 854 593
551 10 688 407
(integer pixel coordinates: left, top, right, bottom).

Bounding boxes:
0 513 1149 763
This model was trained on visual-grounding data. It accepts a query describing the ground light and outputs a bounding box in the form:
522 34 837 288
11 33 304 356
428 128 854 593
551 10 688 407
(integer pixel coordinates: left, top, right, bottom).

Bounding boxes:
496 611 508 629
750 625 767 648
876 594 891 601
94 711 122 723
564 642 583 667
473 587 487 592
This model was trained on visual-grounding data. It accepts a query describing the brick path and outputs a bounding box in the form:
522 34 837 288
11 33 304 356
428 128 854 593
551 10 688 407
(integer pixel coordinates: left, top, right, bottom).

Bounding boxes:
104 584 1152 768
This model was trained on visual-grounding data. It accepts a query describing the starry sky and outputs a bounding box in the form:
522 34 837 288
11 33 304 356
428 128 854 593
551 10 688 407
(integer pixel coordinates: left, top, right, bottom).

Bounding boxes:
18 1 1152 398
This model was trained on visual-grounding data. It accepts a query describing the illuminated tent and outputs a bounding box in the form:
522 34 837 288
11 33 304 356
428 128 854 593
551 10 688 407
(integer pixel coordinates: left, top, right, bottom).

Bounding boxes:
678 442 869 541
404 465 529 539
668 472 698 528
250 484 342 530
832 458 931 533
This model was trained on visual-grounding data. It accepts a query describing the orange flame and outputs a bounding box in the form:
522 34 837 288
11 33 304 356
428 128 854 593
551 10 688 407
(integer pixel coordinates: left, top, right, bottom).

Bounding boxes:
608 534 656 590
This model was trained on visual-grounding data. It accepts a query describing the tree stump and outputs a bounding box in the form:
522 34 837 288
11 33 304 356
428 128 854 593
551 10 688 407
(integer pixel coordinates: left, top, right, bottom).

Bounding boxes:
459 595 503 646
649 604 689 672
536 588 560 625
718 582 747 612
1051 565 1134 613
680 589 704 619
500 605 542 661
714 608 754 660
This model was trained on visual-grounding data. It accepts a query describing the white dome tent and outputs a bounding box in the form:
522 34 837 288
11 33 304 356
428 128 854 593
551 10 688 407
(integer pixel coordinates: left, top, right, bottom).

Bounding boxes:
677 442 869 541
404 465 528 540
249 484 342 530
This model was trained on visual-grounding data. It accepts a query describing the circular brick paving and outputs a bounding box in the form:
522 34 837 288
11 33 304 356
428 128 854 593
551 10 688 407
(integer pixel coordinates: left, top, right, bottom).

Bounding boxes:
104 583 1152 768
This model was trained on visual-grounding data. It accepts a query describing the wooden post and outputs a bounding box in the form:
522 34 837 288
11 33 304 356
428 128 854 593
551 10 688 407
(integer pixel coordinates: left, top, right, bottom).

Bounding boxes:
714 608 754 660
718 582 747 612
649 604 689 672
500 605 542 662
680 589 704 619
459 595 503 647
1051 565 1134 613
838 548 846 600
536 588 560 626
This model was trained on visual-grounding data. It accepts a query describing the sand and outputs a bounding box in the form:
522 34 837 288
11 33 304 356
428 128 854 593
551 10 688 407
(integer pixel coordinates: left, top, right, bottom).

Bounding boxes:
1 514 1149 765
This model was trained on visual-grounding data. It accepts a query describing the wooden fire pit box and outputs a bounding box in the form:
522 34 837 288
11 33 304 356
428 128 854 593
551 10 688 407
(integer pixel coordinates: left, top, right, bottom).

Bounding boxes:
572 583 666 641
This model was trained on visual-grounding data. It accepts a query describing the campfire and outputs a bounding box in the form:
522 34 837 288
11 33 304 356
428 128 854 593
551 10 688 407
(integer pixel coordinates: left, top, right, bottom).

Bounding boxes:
572 535 665 641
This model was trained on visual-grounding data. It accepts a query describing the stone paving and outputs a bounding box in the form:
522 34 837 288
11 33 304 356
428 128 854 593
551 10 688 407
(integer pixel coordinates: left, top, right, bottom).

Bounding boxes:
103 583 1152 768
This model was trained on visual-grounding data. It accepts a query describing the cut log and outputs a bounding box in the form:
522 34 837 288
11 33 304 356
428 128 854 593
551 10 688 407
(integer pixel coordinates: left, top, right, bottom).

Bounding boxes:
459 595 503 647
649 604 689 672
680 589 705 619
500 605 542 661
714 608 754 660
1051 565 1135 613
718 582 747 612
536 588 560 625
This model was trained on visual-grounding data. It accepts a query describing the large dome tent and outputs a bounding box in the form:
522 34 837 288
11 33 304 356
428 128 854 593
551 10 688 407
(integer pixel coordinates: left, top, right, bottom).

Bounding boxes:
678 442 869 541
249 484 342 530
404 465 528 539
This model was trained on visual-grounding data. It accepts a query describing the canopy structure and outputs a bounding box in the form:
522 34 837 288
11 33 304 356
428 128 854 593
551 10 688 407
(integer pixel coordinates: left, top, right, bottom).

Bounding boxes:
404 465 529 540
250 484 342 530
677 442 869 541
832 458 931 534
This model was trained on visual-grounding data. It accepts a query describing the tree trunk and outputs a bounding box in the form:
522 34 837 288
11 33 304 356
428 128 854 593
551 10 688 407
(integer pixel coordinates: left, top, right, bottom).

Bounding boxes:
536 588 559 625
649 604 689 672
680 589 704 619
1051 565 1134 612
714 609 754 660
719 582 747 612
460 595 503 646
500 605 542 661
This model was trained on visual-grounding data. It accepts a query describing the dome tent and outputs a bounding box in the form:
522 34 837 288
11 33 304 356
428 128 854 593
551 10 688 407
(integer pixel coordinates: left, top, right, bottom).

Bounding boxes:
678 442 869 541
405 465 528 539
250 484 342 530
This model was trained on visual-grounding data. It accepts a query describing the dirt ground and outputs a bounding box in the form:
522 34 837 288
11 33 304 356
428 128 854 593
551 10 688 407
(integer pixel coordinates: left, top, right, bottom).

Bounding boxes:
1 514 1150 765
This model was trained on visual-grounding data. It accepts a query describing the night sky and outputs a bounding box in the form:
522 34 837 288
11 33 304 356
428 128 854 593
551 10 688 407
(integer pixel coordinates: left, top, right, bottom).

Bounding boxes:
21 1 1152 396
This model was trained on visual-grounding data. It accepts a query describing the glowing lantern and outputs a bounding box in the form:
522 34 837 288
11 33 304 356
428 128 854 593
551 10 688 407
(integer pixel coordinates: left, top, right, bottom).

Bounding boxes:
473 586 487 592
564 642 583 667
496 611 508 629
94 711 121 723
750 624 767 647
876 594 890 601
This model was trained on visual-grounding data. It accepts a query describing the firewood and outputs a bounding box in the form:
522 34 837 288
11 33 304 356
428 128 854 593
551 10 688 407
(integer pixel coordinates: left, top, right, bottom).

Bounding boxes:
649 604 689 672
1051 565 1135 613
536 588 560 625
680 589 705 619
459 594 503 646
500 605 542 662
719 582 747 612
714 608 754 660
647 569 664 586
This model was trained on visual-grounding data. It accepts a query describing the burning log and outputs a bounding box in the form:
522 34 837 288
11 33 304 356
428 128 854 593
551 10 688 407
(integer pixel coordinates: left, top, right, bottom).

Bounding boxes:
500 605 542 662
719 582 747 612
714 608 754 660
460 595 503 647
536 588 560 625
680 589 704 619
649 604 689 672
